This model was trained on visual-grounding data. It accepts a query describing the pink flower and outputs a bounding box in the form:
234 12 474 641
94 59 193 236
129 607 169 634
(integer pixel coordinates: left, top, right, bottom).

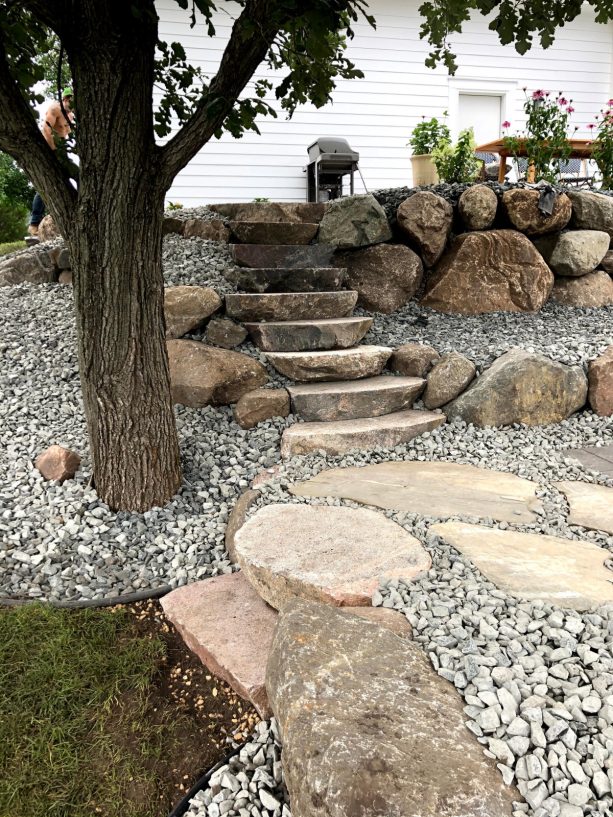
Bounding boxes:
588 123 596 130
566 106 575 114
502 120 511 129
607 98 613 106
532 89 546 100
558 97 568 106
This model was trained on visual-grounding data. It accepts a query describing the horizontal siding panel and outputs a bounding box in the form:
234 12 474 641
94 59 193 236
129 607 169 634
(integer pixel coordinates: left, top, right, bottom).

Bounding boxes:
157 0 613 203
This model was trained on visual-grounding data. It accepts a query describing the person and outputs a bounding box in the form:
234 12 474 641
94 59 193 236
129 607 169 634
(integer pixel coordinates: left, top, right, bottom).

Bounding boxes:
27 87 75 238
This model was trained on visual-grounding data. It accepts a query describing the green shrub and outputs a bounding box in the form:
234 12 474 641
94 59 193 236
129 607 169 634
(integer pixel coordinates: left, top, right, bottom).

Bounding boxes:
432 128 480 183
0 200 28 243
409 116 450 156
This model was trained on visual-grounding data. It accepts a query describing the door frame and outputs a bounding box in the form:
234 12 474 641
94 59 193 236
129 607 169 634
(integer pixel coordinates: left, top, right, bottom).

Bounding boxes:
448 77 518 141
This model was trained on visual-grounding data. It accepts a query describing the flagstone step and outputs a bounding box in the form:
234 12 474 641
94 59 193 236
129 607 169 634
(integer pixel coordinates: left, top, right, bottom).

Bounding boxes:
281 409 445 457
266 345 392 382
230 243 336 269
229 221 319 245
288 375 425 421
225 291 357 322
225 266 346 293
244 317 372 353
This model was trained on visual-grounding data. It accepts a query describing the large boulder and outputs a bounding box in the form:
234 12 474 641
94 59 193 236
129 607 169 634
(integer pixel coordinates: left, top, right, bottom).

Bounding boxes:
588 346 613 416
423 351 476 409
164 285 222 338
421 230 553 314
167 340 268 407
569 191 613 238
318 194 392 248
210 202 326 224
334 243 422 313
533 230 610 276
550 271 613 308
183 219 230 241
397 191 453 266
162 216 184 236
502 189 572 236
267 599 518 817
458 184 498 230
389 343 440 377
0 245 56 286
446 349 587 427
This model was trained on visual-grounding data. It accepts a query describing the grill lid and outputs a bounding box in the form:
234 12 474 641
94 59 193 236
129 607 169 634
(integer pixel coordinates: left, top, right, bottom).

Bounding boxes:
307 137 359 163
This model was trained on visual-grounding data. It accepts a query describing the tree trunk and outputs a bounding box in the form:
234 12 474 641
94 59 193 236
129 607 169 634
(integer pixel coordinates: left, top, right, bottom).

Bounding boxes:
65 1 181 512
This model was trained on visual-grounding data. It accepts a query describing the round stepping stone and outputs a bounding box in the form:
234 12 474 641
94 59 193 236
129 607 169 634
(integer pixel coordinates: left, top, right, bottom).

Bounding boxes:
225 291 357 322
430 521 613 610
244 317 372 352
233 504 431 610
554 480 613 534
291 461 542 524
229 221 319 245
266 345 392 382
225 266 346 293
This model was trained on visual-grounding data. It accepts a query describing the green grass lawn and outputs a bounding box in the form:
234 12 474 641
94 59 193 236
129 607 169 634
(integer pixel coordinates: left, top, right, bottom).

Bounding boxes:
0 240 25 256
0 604 171 817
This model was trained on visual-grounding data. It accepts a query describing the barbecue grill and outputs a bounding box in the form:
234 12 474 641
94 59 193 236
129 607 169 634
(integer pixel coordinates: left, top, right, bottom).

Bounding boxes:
306 137 360 202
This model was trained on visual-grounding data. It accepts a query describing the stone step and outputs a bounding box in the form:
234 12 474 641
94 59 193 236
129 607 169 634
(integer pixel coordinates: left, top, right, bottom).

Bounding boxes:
225 291 357 322
225 266 346 293
244 317 372 353
288 375 425 421
210 201 326 224
231 243 336 269
281 409 445 457
229 221 319 245
266 345 392 382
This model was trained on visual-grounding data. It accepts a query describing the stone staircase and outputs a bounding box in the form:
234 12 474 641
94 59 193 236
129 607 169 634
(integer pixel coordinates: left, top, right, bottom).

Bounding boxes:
225 205 445 457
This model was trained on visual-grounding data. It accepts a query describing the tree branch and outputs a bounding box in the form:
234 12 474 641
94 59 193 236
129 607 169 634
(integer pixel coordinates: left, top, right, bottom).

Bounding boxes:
158 0 287 188
0 27 76 234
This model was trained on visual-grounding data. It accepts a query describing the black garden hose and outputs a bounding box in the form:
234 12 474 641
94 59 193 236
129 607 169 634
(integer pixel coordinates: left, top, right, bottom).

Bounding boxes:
167 741 248 817
0 584 173 609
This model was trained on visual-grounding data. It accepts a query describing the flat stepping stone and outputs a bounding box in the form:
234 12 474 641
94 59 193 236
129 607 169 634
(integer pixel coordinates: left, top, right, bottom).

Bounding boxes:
267 599 518 817
225 266 346 293
266 345 392 382
234 503 431 610
555 480 613 534
291 461 543 524
225 291 357 322
281 409 445 458
229 221 319 245
160 572 277 717
288 375 425 421
231 243 335 269
563 444 613 477
430 521 613 610
245 317 372 353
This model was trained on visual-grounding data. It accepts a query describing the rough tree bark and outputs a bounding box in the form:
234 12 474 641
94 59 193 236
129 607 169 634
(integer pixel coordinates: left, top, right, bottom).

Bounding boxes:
0 0 294 512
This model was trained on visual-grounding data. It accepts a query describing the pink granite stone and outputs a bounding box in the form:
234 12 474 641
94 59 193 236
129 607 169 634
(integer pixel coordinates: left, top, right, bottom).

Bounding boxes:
161 572 277 716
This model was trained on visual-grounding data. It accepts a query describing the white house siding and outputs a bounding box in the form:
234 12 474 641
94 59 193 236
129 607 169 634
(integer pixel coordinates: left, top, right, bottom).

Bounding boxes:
157 0 613 205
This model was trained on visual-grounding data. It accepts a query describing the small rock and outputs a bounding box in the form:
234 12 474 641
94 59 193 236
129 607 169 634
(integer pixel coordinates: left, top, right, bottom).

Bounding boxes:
423 351 476 409
233 389 290 430
35 445 81 483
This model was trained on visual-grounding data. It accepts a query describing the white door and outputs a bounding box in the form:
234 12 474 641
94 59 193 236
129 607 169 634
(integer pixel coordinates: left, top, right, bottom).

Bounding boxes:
458 94 502 146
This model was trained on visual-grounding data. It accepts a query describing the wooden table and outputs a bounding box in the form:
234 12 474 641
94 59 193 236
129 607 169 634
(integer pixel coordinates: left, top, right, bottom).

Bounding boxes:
475 138 595 182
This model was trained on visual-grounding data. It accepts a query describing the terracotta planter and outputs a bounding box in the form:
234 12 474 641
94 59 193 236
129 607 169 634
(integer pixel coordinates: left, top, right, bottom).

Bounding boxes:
411 154 439 186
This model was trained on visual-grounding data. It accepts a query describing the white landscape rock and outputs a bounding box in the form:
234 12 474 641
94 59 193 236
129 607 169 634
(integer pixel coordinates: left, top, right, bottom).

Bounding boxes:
234 503 431 610
429 521 613 610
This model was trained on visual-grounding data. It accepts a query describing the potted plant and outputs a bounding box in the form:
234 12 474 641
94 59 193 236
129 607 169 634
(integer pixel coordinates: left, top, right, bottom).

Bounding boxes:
409 116 450 185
